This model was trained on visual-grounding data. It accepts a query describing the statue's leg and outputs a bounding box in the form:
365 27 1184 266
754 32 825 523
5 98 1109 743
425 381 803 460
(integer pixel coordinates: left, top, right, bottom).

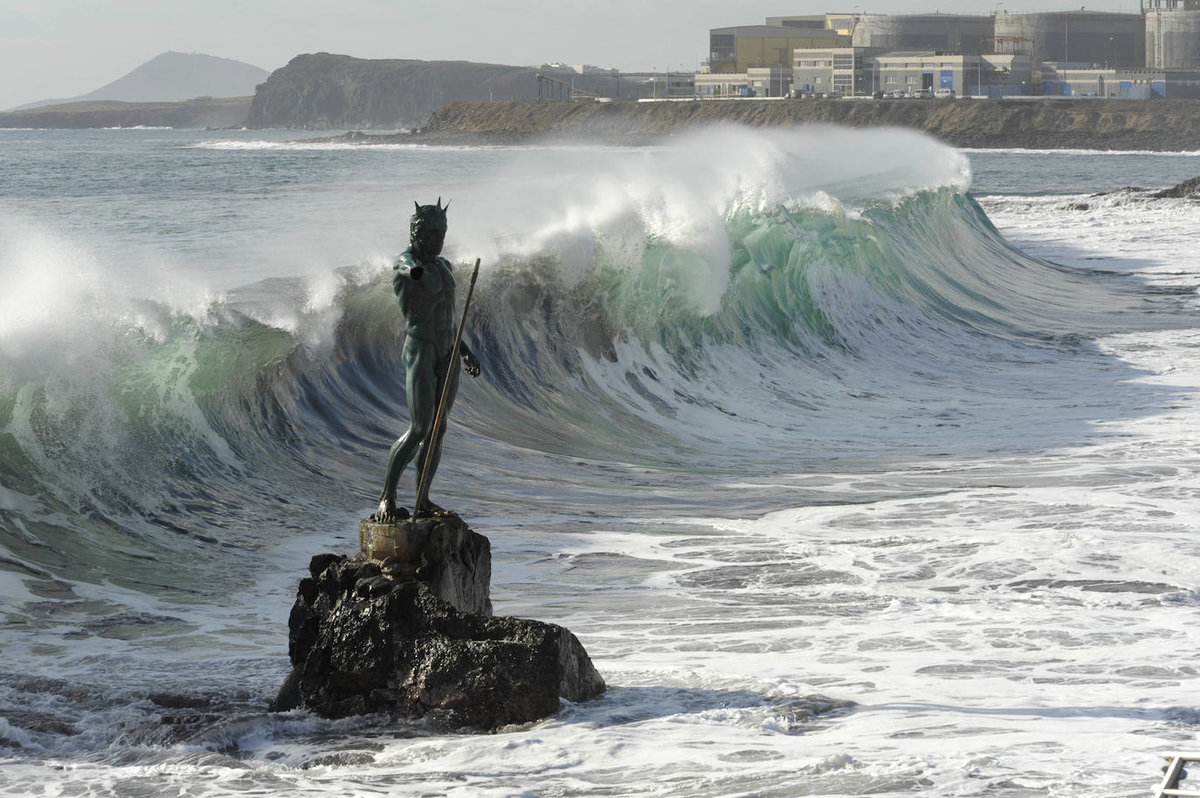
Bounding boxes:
413 353 461 499
380 340 437 508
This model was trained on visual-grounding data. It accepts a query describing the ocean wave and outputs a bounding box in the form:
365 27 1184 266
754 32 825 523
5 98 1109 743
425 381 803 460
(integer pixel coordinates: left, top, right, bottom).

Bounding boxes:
1 126 1192 588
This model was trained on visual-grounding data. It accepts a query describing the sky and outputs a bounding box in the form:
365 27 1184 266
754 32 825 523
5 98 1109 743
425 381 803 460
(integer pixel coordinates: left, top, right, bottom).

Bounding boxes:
0 0 1147 110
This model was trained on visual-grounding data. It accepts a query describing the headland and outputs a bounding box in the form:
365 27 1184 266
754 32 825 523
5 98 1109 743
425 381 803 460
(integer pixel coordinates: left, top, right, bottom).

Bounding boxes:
0 97 252 130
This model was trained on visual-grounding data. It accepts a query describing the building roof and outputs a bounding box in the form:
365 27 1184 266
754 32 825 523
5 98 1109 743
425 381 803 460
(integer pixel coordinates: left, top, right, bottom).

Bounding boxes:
710 25 841 37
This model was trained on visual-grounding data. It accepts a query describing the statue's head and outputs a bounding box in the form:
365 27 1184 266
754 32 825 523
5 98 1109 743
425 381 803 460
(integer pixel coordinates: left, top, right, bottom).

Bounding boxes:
410 198 449 258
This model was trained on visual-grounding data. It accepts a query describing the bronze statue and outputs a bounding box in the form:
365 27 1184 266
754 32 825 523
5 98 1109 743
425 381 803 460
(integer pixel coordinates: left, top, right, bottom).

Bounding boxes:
377 199 480 522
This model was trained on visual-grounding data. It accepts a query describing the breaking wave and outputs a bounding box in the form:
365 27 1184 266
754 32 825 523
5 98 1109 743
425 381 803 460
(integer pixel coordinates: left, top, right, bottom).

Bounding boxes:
0 124 1189 593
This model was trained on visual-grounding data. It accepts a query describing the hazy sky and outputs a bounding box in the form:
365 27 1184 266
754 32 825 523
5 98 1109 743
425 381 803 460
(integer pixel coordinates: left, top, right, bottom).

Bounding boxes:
0 0 1145 110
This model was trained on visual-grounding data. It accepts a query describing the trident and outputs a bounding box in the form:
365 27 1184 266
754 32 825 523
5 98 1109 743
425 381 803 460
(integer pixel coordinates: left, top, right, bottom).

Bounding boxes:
413 257 481 518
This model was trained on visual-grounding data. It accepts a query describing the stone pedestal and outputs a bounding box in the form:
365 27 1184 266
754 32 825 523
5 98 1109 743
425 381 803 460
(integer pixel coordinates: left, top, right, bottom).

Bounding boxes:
358 516 492 616
359 518 428 561
270 515 605 729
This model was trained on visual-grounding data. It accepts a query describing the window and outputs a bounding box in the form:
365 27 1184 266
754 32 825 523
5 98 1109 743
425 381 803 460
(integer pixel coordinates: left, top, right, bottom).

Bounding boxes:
710 33 735 62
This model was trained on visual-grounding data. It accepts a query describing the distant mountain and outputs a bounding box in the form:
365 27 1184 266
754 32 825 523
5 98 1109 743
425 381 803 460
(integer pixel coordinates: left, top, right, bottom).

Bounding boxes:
15 52 270 110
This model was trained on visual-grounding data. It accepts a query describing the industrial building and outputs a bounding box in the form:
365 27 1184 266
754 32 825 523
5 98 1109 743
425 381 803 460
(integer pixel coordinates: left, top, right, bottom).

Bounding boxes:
708 17 850 74
704 5 1200 98
792 48 1032 98
1040 64 1200 97
1146 0 1200 69
695 67 791 98
874 51 1032 97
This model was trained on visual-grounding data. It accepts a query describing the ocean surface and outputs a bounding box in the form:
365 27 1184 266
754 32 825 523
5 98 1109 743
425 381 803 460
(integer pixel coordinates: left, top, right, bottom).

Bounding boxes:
1 124 1199 797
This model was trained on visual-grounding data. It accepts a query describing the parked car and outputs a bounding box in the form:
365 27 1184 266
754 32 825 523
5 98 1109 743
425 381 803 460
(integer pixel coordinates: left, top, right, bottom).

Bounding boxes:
934 88 956 99
873 90 885 99
825 91 842 99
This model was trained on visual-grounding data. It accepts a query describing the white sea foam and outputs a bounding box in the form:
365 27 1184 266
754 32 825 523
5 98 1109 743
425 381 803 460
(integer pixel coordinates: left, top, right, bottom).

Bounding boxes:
981 191 1200 285
194 137 413 151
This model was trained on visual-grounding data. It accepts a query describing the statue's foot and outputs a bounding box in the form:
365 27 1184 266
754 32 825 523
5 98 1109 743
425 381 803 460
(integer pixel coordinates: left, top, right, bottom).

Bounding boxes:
372 498 411 524
415 499 456 519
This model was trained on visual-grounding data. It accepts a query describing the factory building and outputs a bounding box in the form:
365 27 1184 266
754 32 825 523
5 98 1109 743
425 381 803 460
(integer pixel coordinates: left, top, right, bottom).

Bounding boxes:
1145 0 1200 69
766 14 858 35
792 48 875 96
705 6 1200 98
1039 64 1200 97
695 67 793 98
792 48 1032 98
874 52 1032 97
708 24 848 74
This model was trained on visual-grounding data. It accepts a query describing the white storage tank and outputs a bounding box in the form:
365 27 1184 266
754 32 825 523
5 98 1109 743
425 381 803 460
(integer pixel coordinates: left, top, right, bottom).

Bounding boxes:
993 11 1144 68
1146 7 1200 69
851 14 994 53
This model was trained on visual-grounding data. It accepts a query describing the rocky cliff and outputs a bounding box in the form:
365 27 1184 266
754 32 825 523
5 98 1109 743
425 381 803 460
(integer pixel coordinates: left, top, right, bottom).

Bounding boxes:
0 96 253 129
245 53 640 130
415 97 1200 151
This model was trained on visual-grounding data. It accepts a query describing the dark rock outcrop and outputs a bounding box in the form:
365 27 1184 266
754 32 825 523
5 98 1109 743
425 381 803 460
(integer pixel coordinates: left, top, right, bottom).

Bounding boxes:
1152 175 1200 198
272 516 605 729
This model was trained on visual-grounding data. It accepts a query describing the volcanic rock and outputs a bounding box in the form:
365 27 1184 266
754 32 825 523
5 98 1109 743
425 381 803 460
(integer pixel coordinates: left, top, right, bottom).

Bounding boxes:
271 515 605 729
1152 175 1200 199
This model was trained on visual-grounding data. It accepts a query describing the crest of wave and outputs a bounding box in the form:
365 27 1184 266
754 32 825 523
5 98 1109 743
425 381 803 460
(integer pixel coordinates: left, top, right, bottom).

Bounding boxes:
446 124 970 316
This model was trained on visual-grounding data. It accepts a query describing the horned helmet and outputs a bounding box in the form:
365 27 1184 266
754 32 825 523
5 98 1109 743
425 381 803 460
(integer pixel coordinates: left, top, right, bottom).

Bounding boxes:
410 197 449 241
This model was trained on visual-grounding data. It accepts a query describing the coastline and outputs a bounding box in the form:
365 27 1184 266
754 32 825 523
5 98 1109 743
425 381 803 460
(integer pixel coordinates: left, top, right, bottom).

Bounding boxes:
325 98 1200 152
0 97 253 130
5 95 1200 152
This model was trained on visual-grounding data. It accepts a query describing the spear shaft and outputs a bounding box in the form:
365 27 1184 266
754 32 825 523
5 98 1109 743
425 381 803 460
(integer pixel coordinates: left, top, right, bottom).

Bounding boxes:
414 257 480 517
